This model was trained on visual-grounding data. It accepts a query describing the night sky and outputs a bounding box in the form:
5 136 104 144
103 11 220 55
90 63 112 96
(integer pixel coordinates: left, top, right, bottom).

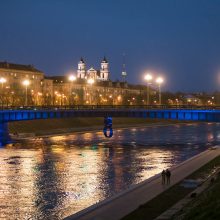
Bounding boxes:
1 0 220 92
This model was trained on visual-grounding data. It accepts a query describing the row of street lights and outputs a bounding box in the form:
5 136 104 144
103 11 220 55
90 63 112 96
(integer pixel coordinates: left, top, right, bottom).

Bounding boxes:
68 74 95 104
67 72 164 105
2 74 94 106
68 74 95 85
68 73 164 105
0 73 164 106
0 77 31 106
144 73 164 105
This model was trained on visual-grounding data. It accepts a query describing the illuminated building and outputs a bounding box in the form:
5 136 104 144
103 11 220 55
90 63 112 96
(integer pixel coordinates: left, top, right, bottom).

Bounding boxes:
0 60 152 106
77 57 109 81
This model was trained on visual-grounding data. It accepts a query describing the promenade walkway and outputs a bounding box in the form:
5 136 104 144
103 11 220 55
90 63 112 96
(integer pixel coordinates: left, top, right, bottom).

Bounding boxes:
65 147 220 220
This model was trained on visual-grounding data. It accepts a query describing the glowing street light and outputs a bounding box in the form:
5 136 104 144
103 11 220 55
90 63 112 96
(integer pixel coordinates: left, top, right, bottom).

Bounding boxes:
68 74 76 105
144 73 153 105
87 78 94 85
68 75 76 82
0 77 6 86
23 79 30 106
23 79 30 86
117 95 121 101
0 77 6 107
156 77 164 105
144 73 153 81
87 78 95 104
156 77 164 84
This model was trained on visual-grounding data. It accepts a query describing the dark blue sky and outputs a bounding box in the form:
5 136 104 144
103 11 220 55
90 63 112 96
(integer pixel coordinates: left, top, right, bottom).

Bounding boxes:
1 0 220 92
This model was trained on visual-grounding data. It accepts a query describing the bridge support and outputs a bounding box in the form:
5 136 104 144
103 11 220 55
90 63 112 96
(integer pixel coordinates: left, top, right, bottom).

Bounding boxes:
0 121 10 146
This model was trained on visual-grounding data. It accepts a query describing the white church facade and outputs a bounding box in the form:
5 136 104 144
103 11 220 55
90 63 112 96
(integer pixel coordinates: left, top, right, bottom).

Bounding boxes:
77 57 110 81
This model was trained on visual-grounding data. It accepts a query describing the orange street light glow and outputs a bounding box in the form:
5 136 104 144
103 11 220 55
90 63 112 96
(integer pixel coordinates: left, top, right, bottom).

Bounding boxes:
23 79 30 86
87 78 94 85
156 77 164 84
69 75 76 82
144 73 153 81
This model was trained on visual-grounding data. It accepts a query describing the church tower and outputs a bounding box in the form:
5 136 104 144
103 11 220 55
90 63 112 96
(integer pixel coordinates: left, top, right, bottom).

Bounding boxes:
100 56 109 81
77 57 86 79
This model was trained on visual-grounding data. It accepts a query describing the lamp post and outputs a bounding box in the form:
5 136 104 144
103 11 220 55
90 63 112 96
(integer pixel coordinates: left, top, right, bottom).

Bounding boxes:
68 74 76 105
144 73 152 105
156 77 164 105
87 78 94 104
23 79 30 106
0 77 6 108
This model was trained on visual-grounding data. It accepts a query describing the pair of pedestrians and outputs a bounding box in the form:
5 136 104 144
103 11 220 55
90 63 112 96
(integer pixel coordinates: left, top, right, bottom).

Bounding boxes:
161 169 171 185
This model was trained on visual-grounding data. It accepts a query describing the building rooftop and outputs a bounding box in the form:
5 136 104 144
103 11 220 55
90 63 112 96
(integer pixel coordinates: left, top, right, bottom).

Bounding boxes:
46 75 147 90
46 76 68 83
0 61 43 73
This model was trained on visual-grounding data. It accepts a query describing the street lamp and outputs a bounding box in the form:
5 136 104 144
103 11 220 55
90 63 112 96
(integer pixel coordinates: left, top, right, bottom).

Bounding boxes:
23 79 30 106
144 73 153 105
68 75 76 82
0 77 6 88
87 78 94 104
0 77 6 107
87 78 94 85
156 77 164 105
68 74 76 105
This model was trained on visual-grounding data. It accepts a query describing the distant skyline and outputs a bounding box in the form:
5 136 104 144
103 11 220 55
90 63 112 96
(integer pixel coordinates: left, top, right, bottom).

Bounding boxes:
1 0 220 92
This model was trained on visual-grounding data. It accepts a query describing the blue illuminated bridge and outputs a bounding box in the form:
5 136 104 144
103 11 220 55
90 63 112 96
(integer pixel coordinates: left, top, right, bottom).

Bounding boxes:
1 105 220 145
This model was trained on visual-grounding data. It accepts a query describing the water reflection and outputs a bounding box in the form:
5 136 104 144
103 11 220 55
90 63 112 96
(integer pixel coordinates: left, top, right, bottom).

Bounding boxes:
0 122 220 219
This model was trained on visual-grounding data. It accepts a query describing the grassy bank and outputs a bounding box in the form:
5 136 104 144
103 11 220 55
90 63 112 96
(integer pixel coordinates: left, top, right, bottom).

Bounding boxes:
8 117 187 136
173 159 220 220
122 155 220 220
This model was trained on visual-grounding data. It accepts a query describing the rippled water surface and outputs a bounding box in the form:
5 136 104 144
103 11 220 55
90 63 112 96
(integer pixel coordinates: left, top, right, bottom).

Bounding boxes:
1 122 220 219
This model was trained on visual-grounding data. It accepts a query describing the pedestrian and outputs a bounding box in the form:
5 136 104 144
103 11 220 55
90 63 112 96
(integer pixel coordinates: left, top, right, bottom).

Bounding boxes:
161 170 166 185
166 169 171 185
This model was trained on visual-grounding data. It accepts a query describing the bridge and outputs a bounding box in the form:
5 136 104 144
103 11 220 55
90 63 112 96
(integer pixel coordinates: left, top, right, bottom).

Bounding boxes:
1 105 220 145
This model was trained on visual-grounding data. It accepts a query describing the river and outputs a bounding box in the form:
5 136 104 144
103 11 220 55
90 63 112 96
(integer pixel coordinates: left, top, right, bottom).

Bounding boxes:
0 122 219 219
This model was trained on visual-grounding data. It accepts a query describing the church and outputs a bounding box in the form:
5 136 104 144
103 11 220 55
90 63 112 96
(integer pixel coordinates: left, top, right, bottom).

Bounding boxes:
77 57 109 81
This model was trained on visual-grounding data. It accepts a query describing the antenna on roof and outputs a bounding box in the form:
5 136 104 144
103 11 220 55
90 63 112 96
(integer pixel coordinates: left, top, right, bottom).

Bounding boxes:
121 52 127 82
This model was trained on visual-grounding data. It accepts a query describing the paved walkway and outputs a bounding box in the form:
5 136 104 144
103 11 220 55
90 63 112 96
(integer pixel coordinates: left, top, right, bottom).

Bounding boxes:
65 146 220 220
156 166 220 219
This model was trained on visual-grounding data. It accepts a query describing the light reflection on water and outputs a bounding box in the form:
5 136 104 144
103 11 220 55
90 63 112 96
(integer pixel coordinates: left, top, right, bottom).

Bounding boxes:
0 123 220 219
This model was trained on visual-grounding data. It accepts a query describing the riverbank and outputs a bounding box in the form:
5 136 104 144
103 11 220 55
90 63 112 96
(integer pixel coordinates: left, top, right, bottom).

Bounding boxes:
123 148 220 220
172 156 220 220
64 146 220 220
8 117 193 137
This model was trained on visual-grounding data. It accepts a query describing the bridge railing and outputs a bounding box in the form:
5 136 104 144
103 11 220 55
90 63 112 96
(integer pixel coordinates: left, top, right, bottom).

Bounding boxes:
0 105 219 111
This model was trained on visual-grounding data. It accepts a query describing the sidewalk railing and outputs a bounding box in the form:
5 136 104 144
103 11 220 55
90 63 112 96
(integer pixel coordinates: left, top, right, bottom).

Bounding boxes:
0 105 219 111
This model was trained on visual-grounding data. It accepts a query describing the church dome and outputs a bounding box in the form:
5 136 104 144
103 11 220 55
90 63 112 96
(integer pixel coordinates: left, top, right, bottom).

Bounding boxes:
88 67 96 71
79 57 85 63
102 56 108 63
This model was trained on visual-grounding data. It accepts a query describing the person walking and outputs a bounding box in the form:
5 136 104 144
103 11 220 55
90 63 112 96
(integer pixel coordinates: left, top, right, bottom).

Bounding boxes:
165 169 171 185
161 170 166 185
